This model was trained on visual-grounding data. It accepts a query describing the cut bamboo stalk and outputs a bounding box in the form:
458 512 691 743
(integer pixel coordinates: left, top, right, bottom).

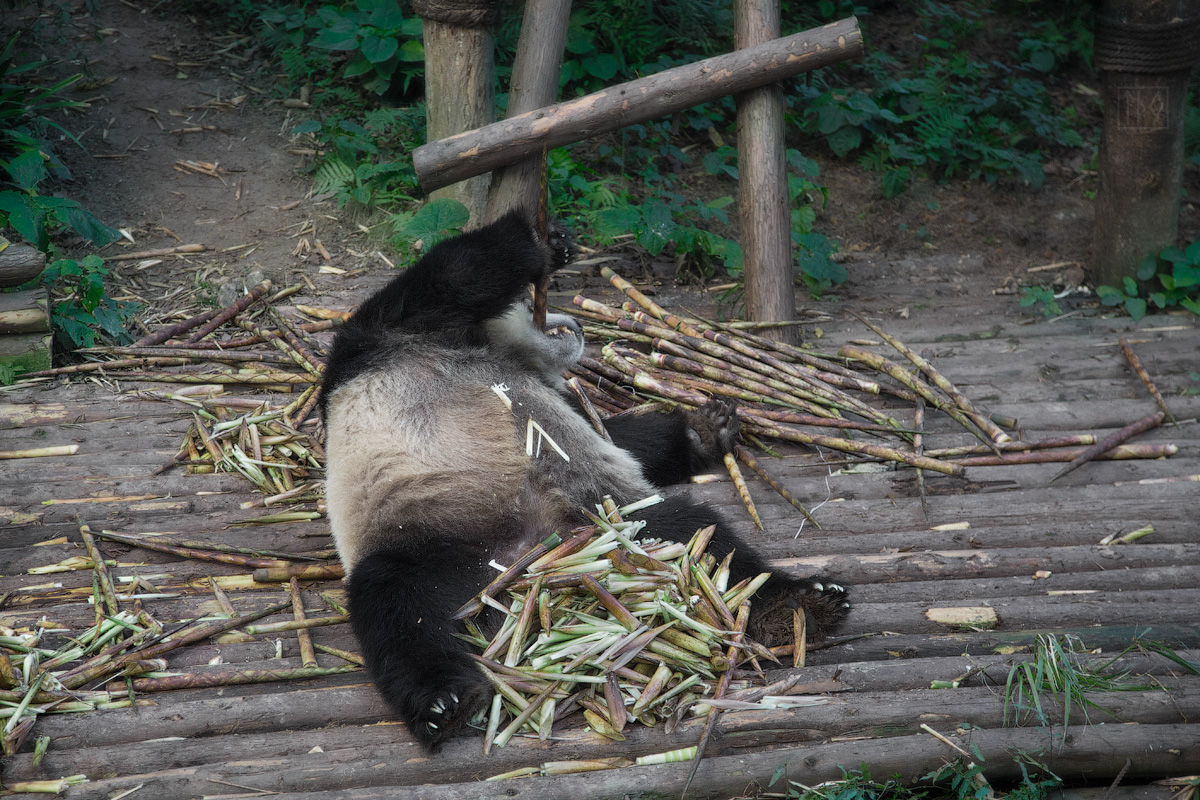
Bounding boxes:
734 445 818 528
289 577 317 667
109 664 359 694
130 308 221 347
251 565 345 583
185 280 273 343
79 525 119 617
1119 338 1175 423
1049 411 1166 483
854 314 1011 444
93 530 292 569
0 445 79 459
723 452 763 530
952 443 1176 467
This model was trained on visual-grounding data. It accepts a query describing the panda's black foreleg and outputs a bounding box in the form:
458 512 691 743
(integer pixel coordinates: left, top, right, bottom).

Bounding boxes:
635 496 849 642
344 538 494 752
601 399 741 487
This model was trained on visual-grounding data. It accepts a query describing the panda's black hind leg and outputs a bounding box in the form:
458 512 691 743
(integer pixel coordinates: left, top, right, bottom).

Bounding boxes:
345 539 494 752
747 576 850 645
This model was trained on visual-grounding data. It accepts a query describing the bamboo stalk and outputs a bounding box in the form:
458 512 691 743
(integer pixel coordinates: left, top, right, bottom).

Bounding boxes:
1049 412 1166 483
927 434 1098 458
0 445 79 459
109 664 359 694
79 526 119 617
952 443 1176 467
734 445 818 528
244 615 350 635
130 307 221 346
839 344 993 448
185 280 273 343
601 267 703 337
82 345 293 364
723 452 763 530
566 377 613 442
116 371 316 385
233 317 322 378
252 565 345 583
289 577 318 667
167 319 339 350
20 357 193 378
683 602 748 797
1119 338 1175 423
854 314 1010 444
107 243 207 261
92 530 292 568
741 415 966 477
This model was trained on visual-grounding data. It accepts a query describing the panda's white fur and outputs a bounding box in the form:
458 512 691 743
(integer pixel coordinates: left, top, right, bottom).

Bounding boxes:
319 211 849 752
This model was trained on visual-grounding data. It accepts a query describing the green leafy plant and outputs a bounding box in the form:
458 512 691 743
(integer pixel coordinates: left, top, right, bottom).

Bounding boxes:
391 197 469 252
1096 241 1200 321
263 0 424 96
795 2 1087 196
0 34 117 250
1019 285 1062 318
42 255 141 349
292 106 422 212
1003 634 1151 731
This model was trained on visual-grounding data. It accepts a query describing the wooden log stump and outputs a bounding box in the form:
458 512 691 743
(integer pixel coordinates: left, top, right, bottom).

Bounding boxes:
0 288 51 373
0 244 46 288
414 17 863 193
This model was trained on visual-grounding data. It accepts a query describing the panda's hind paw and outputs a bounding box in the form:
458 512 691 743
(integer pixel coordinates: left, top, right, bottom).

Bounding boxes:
747 576 850 646
409 679 491 752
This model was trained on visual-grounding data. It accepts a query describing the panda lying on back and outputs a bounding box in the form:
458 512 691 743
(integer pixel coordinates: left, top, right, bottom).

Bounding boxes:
320 211 849 752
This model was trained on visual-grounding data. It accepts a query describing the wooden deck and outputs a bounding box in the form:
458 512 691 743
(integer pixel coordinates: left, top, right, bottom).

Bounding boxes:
1 259 1198 799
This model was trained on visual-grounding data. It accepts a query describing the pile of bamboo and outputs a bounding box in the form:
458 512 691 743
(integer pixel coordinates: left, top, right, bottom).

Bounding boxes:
460 502 773 752
562 268 1176 508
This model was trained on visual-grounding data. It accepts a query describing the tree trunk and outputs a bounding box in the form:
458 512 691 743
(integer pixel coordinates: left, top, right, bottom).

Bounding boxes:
736 0 795 342
421 17 496 226
415 17 863 192
0 244 46 288
484 0 572 223
1092 0 1195 287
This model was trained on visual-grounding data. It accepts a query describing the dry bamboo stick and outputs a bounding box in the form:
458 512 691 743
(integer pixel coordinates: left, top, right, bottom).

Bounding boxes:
854 314 1010 444
21 357 193 378
951 443 1176 467
741 416 966 477
117 371 316 385
1048 412 1166 483
914 393 927 518
106 243 207 261
683 603 749 797
83 345 293 364
926 434 1099 458
168 319 339 350
130 307 221 346
92 530 291 568
1119 338 1175 423
108 664 359 694
185 280 273 343
734 445 818 528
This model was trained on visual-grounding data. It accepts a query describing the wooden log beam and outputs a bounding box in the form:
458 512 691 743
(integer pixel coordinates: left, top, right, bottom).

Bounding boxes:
483 0 572 223
736 0 796 342
414 16 863 192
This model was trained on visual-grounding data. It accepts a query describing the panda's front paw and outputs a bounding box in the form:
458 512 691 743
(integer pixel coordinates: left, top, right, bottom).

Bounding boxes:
684 399 740 470
747 576 850 646
409 676 492 752
546 219 577 271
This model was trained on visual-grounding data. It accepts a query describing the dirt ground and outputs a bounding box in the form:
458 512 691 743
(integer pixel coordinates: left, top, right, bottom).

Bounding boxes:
5 0 1200 328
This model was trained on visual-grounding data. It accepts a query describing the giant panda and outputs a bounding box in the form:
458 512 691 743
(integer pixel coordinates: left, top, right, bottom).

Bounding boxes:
319 211 849 752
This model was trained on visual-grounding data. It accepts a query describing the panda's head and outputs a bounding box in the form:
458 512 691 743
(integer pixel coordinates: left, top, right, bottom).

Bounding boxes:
484 295 585 386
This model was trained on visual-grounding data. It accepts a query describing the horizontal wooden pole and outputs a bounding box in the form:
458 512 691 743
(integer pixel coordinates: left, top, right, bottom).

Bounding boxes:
414 16 862 192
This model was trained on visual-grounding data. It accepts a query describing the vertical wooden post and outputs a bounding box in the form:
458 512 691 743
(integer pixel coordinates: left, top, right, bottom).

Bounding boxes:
417 2 499 227
735 0 795 343
1092 0 1195 288
485 0 573 223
